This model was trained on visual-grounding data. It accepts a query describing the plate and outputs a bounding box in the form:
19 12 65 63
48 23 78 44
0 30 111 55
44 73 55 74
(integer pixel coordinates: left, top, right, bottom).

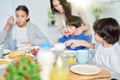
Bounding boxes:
17 46 31 53
3 49 11 55
70 65 101 75
0 59 11 69
3 53 33 60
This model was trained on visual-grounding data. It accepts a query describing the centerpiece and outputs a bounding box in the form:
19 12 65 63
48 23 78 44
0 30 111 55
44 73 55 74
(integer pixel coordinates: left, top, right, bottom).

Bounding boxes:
4 57 41 80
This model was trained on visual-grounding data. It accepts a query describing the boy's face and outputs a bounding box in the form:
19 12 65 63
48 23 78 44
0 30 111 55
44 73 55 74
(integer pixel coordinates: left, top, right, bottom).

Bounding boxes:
67 25 76 35
94 33 104 43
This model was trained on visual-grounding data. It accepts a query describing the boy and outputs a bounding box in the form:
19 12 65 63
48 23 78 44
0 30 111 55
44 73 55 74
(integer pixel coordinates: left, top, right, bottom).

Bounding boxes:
65 18 120 73
58 16 87 50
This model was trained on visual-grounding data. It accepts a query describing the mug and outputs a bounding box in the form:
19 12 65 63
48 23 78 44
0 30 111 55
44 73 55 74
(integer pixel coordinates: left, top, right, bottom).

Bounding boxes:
8 39 16 51
76 50 91 64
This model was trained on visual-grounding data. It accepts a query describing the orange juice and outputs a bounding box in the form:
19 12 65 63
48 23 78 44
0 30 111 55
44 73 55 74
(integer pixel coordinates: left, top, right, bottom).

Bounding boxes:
67 57 76 65
50 67 68 80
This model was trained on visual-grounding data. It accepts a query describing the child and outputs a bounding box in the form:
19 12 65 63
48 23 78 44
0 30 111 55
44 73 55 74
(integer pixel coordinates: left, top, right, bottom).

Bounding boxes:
58 16 87 50
0 5 48 48
65 18 120 73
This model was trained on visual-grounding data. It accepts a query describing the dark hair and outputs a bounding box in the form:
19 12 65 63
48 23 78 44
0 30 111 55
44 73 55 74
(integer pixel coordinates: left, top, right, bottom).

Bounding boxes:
50 0 71 19
93 17 120 44
67 16 83 28
16 5 30 22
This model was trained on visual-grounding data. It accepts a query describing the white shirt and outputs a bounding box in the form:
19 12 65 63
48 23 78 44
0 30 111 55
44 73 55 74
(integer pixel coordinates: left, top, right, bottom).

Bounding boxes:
12 25 28 47
93 43 120 73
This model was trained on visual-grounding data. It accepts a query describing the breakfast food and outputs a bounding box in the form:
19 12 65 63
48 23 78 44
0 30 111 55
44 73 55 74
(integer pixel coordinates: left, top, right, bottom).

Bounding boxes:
0 59 10 65
8 50 26 59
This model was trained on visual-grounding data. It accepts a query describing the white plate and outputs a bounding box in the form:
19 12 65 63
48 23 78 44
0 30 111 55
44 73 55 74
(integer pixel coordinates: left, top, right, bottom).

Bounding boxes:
0 59 11 69
3 49 11 55
70 65 101 75
17 46 31 52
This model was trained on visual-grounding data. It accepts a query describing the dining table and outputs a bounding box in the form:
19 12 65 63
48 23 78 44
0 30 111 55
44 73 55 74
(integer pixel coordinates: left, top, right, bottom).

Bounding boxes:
0 48 120 80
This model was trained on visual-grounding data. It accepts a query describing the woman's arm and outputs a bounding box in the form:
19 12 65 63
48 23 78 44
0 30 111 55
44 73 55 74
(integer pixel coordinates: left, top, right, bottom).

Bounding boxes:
71 3 90 35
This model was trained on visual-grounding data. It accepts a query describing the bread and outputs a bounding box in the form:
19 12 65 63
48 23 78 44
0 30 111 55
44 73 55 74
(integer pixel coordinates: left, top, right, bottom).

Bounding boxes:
8 50 26 59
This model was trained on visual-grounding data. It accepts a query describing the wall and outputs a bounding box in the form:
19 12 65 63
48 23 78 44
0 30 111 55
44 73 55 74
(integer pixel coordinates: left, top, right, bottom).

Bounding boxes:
0 0 120 44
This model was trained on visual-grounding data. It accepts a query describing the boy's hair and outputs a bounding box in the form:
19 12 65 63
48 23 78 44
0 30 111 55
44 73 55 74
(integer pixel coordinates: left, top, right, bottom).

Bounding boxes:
67 16 83 28
93 17 120 44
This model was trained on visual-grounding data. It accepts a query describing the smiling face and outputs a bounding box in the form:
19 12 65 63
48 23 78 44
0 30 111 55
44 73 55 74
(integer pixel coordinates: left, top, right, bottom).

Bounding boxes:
16 10 29 27
52 0 64 13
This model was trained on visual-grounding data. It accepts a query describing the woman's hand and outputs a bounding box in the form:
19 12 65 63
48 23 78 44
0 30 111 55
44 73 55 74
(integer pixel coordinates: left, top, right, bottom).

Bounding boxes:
4 16 14 31
73 27 83 36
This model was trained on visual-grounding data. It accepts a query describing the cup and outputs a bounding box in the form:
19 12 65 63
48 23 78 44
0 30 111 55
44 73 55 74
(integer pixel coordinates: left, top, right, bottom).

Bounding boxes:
0 47 3 58
64 50 76 67
8 39 16 51
76 50 91 64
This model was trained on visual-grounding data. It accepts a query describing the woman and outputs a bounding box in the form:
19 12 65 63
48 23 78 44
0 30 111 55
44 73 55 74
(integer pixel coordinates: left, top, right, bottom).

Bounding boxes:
0 5 48 48
50 0 90 36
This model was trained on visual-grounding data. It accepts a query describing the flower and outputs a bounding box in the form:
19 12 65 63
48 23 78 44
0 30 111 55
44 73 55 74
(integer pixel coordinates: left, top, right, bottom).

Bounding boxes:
4 57 41 80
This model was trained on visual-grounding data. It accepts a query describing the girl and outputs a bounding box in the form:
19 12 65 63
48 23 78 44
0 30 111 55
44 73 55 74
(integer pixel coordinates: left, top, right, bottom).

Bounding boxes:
0 5 48 48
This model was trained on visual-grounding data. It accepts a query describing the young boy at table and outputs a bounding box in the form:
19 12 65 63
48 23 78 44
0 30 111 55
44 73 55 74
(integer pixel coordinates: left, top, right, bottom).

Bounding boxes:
58 16 87 50
65 17 120 73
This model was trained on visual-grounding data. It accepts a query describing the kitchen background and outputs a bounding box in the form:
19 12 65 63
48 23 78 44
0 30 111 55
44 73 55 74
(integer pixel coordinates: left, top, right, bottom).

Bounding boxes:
0 0 120 44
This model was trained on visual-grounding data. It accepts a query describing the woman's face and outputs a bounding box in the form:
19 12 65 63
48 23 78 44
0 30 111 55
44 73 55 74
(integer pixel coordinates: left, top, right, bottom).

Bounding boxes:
52 0 64 13
16 10 29 27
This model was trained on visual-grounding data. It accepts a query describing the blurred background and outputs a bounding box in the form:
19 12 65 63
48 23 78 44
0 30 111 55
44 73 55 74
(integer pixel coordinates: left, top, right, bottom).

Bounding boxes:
0 0 120 44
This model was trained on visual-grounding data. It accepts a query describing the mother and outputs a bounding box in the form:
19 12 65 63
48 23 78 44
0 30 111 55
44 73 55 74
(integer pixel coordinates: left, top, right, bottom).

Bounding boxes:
50 0 90 36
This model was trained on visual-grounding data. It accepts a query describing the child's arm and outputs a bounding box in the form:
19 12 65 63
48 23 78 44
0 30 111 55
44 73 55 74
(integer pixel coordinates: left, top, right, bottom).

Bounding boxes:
65 40 95 49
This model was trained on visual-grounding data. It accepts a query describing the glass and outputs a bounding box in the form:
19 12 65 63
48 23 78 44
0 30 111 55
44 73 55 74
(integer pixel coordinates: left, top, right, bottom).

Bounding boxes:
66 53 76 67
50 43 68 80
0 46 3 58
8 39 16 51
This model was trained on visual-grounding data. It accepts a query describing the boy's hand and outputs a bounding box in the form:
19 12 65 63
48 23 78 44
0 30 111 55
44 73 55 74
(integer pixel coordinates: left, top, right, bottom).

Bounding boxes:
65 40 88 49
65 40 75 46
70 40 88 49
62 28 70 37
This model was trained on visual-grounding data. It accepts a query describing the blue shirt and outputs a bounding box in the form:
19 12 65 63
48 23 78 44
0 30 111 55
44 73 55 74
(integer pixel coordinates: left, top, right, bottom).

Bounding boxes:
59 33 87 50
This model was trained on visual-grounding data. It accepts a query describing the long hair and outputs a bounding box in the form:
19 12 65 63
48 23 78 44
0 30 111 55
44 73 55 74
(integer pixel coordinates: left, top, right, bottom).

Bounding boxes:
50 0 71 19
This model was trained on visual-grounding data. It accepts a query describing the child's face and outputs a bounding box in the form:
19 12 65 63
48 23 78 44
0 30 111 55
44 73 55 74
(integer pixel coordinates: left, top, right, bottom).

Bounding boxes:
94 33 104 43
16 10 29 27
67 25 76 35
